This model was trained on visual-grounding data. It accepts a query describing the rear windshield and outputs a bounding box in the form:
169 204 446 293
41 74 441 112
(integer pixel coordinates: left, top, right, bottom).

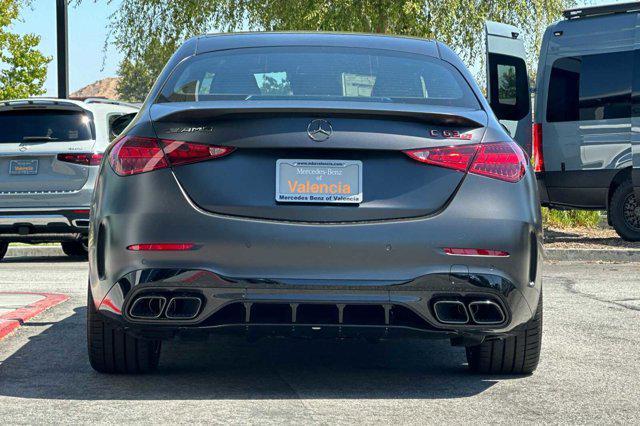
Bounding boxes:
0 109 94 143
157 46 479 109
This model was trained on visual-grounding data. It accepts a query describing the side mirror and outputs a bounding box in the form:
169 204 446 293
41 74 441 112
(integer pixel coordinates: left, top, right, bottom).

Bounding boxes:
109 113 137 141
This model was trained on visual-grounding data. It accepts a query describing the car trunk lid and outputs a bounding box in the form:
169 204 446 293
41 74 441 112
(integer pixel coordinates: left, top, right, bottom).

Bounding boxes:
150 102 487 222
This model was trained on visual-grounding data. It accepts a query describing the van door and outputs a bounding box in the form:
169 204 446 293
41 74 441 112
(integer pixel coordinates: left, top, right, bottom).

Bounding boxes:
485 21 532 154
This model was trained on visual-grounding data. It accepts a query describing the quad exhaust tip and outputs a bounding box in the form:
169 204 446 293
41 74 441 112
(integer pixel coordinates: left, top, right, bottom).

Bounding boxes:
433 299 506 325
128 294 203 320
433 300 469 324
129 296 167 319
165 296 202 320
468 300 505 325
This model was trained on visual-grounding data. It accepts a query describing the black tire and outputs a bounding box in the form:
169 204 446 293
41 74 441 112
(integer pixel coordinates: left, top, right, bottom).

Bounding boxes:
87 287 161 374
61 240 88 259
466 292 543 375
609 179 640 241
0 241 8 261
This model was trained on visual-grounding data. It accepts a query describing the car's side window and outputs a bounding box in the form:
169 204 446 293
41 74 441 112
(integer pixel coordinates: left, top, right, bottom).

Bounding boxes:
547 50 633 123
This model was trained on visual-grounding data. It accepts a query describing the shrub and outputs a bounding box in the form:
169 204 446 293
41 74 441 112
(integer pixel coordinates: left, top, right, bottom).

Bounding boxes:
541 207 601 228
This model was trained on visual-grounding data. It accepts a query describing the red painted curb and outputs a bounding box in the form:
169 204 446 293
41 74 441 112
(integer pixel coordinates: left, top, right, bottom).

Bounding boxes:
0 292 69 341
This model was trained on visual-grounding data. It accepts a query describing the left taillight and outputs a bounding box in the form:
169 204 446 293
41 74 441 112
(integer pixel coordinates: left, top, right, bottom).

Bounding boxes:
108 135 234 176
404 141 527 183
57 152 103 166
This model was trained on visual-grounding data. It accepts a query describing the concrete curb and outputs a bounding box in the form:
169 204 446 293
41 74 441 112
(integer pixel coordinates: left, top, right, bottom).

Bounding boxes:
545 248 640 262
0 292 69 340
6 246 65 258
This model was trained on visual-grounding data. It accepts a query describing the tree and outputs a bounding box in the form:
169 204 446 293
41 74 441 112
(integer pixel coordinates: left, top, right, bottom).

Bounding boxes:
0 0 51 100
106 0 576 101
117 38 178 102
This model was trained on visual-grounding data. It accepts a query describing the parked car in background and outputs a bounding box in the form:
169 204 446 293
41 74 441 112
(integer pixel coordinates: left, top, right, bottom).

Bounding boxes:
87 31 543 375
527 2 640 240
0 98 138 261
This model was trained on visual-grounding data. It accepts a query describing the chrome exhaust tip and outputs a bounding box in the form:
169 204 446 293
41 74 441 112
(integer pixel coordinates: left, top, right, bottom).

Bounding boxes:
165 296 202 320
433 300 469 324
72 219 90 228
468 300 505 325
129 296 167 319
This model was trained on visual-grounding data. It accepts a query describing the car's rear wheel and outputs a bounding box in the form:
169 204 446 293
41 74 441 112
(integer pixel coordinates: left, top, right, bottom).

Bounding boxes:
87 287 161 374
61 240 88 259
0 241 8 261
609 179 640 241
465 291 542 375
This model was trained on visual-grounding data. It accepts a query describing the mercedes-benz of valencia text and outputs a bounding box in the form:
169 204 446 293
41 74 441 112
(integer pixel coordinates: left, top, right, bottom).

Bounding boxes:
87 32 543 375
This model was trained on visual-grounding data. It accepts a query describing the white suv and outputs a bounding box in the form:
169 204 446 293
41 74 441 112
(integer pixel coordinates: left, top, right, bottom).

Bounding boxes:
0 98 138 260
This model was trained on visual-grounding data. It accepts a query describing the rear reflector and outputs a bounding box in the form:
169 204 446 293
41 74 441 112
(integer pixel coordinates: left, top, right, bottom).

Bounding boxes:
404 141 526 183
72 209 90 214
127 243 196 251
108 136 233 176
444 248 509 257
532 123 544 172
57 152 103 166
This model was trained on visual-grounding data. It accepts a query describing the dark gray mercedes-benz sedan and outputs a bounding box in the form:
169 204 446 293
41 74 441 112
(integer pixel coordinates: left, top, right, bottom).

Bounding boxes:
87 32 543 375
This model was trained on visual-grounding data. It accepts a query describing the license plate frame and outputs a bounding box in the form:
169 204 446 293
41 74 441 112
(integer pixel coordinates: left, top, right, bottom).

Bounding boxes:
9 159 39 175
275 159 363 204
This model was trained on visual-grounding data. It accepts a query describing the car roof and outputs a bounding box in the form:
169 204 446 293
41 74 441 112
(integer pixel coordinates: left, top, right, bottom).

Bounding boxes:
195 32 440 57
0 98 138 115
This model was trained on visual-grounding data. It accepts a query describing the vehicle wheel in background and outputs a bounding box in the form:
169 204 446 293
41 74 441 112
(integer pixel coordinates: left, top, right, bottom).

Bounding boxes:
466 291 543 375
0 241 8 261
609 179 640 242
61 240 88 259
87 287 161 374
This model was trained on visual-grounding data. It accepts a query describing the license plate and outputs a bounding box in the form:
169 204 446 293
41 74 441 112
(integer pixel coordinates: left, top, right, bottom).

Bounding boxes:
9 159 39 175
276 159 363 204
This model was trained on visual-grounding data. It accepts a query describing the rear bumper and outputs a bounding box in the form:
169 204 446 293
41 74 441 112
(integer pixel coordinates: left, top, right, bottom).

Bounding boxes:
89 165 543 341
0 209 90 242
94 267 533 342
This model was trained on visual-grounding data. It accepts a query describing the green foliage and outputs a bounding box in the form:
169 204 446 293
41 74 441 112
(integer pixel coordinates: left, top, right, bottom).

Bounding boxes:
0 0 51 100
117 38 178 102
101 0 576 101
541 207 601 228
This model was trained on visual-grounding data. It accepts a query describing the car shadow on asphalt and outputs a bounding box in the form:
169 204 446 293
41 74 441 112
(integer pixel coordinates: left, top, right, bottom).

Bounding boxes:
0 307 521 400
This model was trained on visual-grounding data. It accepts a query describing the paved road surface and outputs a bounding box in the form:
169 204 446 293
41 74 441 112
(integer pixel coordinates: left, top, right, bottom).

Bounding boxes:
0 257 638 423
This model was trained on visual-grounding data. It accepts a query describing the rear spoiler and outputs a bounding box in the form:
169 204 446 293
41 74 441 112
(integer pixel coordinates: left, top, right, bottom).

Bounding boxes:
150 101 487 128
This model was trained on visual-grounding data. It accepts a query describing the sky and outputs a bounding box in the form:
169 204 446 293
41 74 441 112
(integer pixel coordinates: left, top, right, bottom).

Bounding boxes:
9 0 629 97
10 0 123 96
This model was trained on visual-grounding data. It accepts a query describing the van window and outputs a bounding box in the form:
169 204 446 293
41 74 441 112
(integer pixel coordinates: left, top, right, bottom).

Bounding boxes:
487 53 529 121
547 51 632 122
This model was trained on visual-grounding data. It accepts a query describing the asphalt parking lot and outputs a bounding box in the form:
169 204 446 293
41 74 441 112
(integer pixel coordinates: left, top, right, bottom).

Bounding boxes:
0 256 638 424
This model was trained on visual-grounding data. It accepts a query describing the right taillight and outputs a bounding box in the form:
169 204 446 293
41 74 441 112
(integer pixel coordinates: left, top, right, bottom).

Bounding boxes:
404 141 527 183
532 123 544 172
108 135 233 176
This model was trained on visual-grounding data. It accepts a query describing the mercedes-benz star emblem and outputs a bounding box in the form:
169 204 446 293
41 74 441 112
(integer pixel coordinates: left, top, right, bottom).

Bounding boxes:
307 119 333 142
